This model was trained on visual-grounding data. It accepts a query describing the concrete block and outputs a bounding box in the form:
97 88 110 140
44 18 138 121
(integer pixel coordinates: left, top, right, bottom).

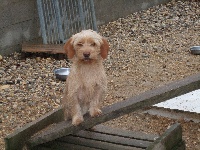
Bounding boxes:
94 0 171 25
10 0 36 25
0 6 12 28
0 23 23 49
21 19 40 41
0 44 21 56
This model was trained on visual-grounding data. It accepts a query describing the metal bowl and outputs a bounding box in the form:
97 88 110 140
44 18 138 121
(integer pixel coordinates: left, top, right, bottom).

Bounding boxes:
54 68 70 81
190 46 200 55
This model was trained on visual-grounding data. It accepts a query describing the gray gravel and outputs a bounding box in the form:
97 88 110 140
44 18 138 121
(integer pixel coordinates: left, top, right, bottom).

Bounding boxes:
1 0 200 149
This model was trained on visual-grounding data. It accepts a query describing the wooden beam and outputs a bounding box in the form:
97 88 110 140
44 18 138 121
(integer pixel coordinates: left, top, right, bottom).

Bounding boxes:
28 72 200 148
70 130 151 148
88 125 158 141
4 107 64 150
38 124 154 150
146 123 184 150
22 43 65 54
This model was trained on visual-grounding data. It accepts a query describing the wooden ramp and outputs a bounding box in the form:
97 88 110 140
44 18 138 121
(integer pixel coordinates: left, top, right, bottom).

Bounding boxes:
5 72 200 150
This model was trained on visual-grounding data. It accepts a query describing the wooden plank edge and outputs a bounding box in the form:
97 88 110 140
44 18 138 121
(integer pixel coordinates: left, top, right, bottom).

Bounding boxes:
4 106 64 150
22 43 65 54
58 136 142 150
88 125 158 141
146 123 183 150
37 141 105 150
27 72 200 148
172 140 186 150
73 130 151 148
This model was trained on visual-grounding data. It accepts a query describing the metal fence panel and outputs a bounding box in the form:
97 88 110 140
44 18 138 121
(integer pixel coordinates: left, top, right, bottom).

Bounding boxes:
37 0 97 44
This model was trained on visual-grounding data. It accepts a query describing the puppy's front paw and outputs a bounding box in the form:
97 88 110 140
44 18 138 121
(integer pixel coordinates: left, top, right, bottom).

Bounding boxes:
72 115 84 126
89 108 102 117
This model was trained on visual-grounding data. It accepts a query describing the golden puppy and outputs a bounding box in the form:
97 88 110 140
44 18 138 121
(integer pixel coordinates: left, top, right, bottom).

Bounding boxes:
62 30 109 126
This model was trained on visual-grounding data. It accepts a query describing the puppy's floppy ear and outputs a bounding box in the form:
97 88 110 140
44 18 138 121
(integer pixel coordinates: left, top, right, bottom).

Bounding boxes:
100 38 109 59
64 38 75 59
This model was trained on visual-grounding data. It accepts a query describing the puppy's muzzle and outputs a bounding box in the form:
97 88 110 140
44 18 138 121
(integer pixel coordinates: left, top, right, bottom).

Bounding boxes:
83 52 90 60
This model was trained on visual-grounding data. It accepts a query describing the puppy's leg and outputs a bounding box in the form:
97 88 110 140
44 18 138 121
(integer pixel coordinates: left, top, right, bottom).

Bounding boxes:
89 87 104 117
62 91 84 126
61 93 70 121
89 106 102 117
71 103 84 126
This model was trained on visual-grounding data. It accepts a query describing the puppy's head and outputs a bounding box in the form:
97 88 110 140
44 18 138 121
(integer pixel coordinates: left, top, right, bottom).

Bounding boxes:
64 30 109 63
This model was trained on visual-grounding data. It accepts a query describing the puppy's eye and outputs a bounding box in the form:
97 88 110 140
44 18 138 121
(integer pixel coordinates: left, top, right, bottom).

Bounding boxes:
91 43 96 46
77 43 83 46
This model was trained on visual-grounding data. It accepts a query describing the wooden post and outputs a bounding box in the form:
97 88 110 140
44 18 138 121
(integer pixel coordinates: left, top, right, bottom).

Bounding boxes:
146 123 185 150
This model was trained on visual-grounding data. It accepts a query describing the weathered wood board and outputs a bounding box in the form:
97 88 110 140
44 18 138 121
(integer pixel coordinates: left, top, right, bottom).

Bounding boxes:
147 123 185 150
33 124 185 150
34 124 158 150
27 72 200 148
5 107 64 150
22 43 65 54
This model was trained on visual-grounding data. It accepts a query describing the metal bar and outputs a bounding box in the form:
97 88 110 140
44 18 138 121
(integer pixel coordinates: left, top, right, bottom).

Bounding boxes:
73 0 80 33
59 0 66 42
83 0 89 29
68 0 74 36
37 0 48 44
51 0 59 44
43 0 50 43
90 0 98 31
72 0 77 33
45 0 53 44
62 0 70 42
50 0 58 44
53 0 64 43
87 0 94 29
60 0 68 41
46 0 53 44
78 0 86 29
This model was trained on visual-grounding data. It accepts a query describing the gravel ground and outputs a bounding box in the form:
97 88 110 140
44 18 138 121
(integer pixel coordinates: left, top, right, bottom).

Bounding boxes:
1 0 200 149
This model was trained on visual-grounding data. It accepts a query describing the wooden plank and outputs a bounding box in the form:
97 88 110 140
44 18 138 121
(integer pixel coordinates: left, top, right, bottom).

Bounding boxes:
28 72 200 147
146 123 183 150
73 130 151 148
89 125 158 141
34 141 98 150
36 125 154 150
172 141 186 150
36 124 153 150
22 43 65 54
31 147 52 150
5 107 64 150
59 136 143 150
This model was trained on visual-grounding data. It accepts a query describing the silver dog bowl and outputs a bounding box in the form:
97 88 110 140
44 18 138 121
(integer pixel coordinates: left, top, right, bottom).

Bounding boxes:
54 68 70 81
190 46 200 55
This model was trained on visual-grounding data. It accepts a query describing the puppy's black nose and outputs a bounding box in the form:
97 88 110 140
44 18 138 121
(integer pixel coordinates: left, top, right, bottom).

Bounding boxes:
83 52 90 58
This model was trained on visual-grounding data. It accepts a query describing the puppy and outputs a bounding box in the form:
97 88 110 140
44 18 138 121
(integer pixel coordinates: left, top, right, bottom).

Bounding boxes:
62 30 109 126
